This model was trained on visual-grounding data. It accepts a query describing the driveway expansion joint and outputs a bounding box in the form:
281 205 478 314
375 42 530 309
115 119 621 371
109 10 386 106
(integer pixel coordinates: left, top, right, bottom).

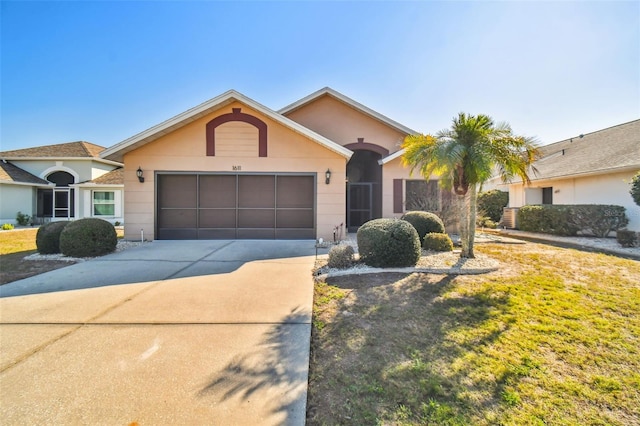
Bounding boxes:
164 240 235 280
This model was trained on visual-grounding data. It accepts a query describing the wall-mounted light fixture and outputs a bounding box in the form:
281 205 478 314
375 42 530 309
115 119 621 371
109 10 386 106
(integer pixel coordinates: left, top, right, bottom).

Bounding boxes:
136 167 145 183
325 169 331 184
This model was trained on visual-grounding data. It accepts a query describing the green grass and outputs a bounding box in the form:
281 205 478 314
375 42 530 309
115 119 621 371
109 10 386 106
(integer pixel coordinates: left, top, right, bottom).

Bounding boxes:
307 242 640 425
0 227 125 255
0 226 125 285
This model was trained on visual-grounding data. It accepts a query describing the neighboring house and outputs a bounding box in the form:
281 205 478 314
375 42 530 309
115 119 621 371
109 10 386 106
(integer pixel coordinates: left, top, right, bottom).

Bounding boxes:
502 119 640 232
0 141 124 225
100 88 446 241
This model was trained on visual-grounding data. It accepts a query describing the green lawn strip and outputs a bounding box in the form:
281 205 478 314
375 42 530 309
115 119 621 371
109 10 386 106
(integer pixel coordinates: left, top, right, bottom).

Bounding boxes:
307 243 640 425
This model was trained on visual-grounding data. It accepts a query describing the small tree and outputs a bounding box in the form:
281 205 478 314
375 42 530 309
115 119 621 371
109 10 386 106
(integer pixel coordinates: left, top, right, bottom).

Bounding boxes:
631 171 640 207
402 113 539 258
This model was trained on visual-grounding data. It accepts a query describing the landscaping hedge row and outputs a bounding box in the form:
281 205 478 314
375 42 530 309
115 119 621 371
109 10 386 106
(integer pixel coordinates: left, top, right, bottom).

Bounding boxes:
517 204 628 237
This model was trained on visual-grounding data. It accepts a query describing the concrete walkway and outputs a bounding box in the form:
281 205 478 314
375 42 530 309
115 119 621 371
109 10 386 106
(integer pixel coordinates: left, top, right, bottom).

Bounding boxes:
0 240 317 425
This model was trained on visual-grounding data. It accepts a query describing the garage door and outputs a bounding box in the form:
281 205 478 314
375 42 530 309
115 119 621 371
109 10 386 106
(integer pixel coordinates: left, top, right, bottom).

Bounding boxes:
157 173 315 239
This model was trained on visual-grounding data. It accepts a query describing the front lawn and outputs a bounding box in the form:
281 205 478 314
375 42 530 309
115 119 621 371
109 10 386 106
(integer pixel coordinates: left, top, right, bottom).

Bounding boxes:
0 227 125 285
308 242 640 425
0 228 69 285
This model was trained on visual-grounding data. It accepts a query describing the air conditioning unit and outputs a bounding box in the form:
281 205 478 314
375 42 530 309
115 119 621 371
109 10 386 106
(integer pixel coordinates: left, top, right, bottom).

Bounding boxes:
502 207 519 229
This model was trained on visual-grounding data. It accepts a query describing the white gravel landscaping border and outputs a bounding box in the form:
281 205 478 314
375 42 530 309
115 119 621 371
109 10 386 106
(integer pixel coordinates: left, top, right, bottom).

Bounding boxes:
315 250 500 280
24 240 144 262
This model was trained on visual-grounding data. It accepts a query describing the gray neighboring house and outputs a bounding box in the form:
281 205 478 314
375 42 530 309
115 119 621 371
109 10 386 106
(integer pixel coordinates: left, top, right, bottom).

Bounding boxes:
0 141 124 225
496 119 640 232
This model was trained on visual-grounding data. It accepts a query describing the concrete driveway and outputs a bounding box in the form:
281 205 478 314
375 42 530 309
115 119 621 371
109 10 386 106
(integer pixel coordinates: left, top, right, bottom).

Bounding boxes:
0 240 318 425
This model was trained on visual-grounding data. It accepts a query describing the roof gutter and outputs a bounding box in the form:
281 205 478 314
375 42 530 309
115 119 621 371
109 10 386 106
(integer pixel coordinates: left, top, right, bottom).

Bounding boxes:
512 164 640 186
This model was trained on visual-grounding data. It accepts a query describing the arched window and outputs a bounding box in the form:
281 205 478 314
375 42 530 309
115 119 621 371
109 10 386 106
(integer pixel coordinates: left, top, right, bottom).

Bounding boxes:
46 171 75 186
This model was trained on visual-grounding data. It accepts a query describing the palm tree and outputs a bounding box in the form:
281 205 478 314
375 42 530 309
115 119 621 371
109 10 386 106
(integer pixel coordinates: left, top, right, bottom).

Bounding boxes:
402 113 539 258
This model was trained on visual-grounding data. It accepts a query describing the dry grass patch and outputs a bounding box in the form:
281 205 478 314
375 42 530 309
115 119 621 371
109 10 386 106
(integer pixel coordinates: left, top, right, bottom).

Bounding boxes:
308 242 640 425
0 228 70 285
0 227 124 285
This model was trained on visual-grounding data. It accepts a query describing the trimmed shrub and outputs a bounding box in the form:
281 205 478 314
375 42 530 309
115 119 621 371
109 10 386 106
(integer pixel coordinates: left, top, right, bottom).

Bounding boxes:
477 216 498 229
569 205 628 237
36 221 70 254
423 233 453 252
357 218 421 268
478 190 509 222
327 244 355 269
2 223 14 230
616 230 638 248
517 205 628 237
400 211 446 242
517 205 577 236
59 218 117 257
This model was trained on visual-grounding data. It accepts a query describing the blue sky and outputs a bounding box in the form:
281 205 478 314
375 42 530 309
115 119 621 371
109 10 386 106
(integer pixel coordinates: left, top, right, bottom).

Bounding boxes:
1 0 638 152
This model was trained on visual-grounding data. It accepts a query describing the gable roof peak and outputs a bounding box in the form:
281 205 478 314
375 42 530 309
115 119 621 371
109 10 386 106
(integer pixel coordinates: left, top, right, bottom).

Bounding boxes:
279 87 418 136
100 89 353 162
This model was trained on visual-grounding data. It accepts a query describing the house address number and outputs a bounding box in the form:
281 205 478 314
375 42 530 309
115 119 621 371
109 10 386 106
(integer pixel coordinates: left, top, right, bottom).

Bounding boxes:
232 165 242 171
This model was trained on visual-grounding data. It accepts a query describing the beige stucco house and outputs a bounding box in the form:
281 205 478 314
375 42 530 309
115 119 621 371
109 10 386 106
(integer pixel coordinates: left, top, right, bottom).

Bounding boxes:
501 119 640 232
101 88 444 241
0 142 124 225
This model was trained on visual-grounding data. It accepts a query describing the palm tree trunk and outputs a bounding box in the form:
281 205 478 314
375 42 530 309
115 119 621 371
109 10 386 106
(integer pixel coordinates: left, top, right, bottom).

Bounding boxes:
459 191 470 258
459 184 477 258
467 183 477 258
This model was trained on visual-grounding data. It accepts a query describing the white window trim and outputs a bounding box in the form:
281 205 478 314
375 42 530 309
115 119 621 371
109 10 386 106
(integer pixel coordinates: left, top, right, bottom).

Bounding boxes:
40 165 80 183
91 190 121 217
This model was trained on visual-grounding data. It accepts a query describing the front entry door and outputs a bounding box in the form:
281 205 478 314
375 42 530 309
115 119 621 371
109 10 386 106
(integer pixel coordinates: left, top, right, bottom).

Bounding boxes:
347 183 373 232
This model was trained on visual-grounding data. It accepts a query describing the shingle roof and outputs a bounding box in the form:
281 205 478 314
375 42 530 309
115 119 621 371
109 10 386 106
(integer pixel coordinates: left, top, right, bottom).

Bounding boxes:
0 161 50 185
0 141 105 158
530 119 640 181
89 168 124 185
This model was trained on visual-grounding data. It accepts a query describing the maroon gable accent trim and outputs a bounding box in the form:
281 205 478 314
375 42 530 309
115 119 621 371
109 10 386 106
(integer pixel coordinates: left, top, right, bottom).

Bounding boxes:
206 108 268 157
393 179 403 213
343 142 389 157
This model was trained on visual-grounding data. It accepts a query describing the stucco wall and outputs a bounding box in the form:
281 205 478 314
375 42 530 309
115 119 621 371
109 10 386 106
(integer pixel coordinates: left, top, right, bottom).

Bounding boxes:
380 156 439 218
284 95 407 153
122 101 347 241
508 183 524 208
509 170 640 231
0 184 34 224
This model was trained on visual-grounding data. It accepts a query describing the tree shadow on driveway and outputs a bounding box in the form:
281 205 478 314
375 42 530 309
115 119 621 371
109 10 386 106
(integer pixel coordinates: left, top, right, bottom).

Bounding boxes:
198 307 311 425
0 240 319 297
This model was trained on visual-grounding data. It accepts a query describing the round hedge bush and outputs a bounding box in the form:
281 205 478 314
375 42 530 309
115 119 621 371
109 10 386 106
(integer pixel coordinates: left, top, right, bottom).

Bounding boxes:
400 211 446 242
36 221 70 254
59 218 117 258
423 232 454 252
327 244 355 269
356 218 421 268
